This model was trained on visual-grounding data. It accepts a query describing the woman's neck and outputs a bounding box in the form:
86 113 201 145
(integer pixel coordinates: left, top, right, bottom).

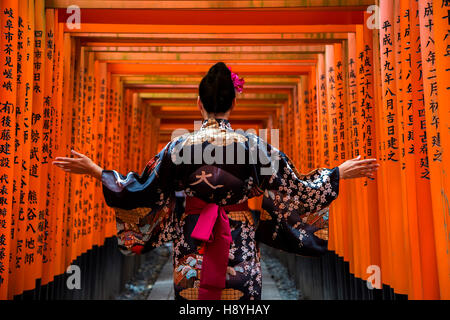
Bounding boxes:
203 112 230 120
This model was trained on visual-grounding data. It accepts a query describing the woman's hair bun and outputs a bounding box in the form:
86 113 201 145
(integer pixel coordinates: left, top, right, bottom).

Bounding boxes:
199 62 236 114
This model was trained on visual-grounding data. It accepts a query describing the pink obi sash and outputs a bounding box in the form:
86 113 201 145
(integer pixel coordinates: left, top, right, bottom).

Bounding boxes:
184 196 249 300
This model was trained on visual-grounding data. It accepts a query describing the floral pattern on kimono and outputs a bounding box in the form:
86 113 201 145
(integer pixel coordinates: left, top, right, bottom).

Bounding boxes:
101 118 340 300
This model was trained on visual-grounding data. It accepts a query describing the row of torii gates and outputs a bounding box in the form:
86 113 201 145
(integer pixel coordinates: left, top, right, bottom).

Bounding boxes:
0 0 448 300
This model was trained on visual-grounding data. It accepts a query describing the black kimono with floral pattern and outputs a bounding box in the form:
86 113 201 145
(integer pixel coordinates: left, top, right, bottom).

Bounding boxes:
101 118 340 300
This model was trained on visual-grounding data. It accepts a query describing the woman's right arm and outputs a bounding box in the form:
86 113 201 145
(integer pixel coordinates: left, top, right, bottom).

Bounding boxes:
253 137 378 256
337 155 379 179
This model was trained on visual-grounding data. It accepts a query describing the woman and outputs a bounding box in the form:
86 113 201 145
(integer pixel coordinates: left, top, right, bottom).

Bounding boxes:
53 62 378 300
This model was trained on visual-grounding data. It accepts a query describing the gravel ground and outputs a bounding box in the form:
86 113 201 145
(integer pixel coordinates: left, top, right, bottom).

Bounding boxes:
114 243 172 300
260 246 303 300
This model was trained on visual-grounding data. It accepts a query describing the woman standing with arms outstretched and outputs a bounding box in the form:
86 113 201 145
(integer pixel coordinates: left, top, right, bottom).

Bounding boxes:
53 62 378 300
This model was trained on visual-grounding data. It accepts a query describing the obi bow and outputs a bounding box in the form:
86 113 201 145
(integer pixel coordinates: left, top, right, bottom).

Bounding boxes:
185 196 249 300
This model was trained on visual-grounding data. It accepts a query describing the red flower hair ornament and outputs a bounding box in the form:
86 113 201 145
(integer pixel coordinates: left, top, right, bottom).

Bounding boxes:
228 66 245 94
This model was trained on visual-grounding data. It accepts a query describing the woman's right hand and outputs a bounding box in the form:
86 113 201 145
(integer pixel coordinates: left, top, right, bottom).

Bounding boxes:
52 149 103 181
338 155 379 179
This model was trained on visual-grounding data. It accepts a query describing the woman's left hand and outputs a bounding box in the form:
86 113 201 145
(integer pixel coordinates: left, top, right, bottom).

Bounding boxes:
52 149 103 180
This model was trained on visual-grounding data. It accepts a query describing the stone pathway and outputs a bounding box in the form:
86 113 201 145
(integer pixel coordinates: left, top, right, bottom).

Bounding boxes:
146 256 174 300
147 256 282 300
260 259 283 300
114 244 171 300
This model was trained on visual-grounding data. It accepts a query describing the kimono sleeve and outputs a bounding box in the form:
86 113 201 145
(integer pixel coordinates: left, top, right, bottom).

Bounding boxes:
255 144 340 257
101 142 177 255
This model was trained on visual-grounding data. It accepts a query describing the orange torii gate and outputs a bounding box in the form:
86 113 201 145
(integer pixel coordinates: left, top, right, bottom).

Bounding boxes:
0 0 448 300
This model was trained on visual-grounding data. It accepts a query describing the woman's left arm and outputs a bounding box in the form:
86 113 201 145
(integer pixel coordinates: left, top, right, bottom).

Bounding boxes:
53 144 178 255
53 149 103 180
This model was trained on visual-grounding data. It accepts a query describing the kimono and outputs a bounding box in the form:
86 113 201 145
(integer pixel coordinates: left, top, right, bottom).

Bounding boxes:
101 118 340 300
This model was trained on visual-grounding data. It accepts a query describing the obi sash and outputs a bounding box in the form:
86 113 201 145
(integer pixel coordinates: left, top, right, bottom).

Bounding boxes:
184 196 249 300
